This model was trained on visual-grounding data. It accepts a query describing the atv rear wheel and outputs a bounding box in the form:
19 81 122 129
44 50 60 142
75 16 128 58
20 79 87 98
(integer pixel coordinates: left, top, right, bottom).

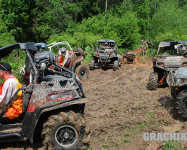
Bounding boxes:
146 72 158 91
42 111 90 150
113 60 119 71
176 90 187 120
90 60 95 70
75 64 89 80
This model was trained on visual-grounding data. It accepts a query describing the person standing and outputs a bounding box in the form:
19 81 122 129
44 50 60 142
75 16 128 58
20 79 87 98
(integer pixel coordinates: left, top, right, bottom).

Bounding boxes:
150 41 154 52
142 41 148 56
141 40 144 51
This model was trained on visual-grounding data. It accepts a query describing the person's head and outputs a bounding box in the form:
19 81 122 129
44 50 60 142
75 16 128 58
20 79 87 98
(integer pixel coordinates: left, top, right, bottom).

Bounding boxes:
0 62 12 79
60 47 66 55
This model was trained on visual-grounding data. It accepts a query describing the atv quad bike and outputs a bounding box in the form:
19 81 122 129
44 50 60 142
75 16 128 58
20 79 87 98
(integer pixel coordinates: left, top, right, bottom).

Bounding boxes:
0 43 90 150
146 41 187 91
166 66 187 119
121 51 136 64
48 41 89 80
90 40 121 71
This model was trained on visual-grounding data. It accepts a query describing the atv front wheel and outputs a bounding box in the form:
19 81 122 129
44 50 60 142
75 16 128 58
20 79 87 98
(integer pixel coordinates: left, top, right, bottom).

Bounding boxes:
171 87 180 99
146 72 158 91
90 60 95 70
177 90 187 120
42 111 90 150
113 60 119 71
75 64 89 80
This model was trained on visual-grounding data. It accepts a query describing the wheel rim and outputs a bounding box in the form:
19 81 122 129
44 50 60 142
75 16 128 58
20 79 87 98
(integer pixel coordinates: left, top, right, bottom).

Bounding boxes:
55 125 78 148
80 69 86 77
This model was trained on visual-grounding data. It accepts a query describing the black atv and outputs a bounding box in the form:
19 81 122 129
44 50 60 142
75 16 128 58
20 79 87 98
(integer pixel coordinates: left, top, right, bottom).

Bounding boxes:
167 67 187 119
90 40 121 71
0 43 90 149
146 41 187 91
121 50 136 64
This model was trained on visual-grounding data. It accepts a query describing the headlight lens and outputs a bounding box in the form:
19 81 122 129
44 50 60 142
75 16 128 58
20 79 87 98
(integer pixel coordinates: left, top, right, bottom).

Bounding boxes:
157 62 164 67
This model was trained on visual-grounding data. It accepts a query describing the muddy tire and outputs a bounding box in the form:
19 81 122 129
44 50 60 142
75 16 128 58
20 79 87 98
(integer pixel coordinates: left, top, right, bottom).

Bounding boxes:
113 60 119 71
42 111 90 150
171 87 180 99
75 64 89 80
176 90 187 120
146 72 158 91
90 60 95 70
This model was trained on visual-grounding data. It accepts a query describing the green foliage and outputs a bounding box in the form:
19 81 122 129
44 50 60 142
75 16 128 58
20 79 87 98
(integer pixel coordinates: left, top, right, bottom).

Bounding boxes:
84 46 95 62
150 0 187 43
68 9 141 49
0 0 30 41
163 141 185 150
1 49 26 83
0 32 16 47
0 0 186 59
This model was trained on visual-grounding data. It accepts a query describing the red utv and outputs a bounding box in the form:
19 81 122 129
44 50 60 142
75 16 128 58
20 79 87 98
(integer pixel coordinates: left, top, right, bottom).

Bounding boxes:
48 41 89 80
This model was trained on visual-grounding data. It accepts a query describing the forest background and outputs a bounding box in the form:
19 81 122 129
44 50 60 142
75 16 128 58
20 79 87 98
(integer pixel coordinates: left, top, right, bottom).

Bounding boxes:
0 0 187 68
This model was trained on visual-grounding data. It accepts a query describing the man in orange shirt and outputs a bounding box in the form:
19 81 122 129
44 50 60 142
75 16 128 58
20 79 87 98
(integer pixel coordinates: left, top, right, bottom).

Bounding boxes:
58 47 70 67
0 62 23 119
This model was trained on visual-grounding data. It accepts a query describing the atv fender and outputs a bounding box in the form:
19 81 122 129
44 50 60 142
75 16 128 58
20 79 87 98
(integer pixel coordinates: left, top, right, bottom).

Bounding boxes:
71 56 85 71
22 98 88 143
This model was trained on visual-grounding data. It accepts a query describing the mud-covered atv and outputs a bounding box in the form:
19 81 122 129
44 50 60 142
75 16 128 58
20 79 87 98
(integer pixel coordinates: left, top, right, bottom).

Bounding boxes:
90 40 121 71
146 41 187 91
167 67 187 119
48 41 89 80
121 51 136 64
0 43 90 149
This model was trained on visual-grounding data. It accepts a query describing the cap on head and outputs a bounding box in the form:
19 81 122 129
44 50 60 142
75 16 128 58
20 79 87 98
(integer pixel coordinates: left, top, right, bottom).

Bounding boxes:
0 62 12 72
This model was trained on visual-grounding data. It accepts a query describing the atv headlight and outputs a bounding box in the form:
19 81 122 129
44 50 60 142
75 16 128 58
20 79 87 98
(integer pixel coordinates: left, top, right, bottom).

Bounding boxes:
182 63 187 67
181 78 187 84
157 62 164 67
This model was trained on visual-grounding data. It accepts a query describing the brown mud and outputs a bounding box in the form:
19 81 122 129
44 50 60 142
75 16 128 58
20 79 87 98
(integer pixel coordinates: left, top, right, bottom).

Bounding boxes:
1 48 187 150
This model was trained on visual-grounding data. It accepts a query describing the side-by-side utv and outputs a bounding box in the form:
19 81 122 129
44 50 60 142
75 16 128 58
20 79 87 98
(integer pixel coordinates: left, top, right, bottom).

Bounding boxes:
167 67 187 119
90 40 121 71
48 41 89 80
0 43 90 150
146 41 187 91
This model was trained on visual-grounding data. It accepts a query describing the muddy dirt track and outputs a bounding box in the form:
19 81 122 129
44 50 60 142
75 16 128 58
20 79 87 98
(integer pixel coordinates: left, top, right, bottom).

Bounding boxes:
1 48 187 150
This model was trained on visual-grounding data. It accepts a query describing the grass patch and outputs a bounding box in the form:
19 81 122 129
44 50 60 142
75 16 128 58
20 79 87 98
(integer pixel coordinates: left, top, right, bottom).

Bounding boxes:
163 141 185 150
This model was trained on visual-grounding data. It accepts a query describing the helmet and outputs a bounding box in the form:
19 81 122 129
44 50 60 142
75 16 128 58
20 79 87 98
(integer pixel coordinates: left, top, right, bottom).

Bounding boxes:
60 47 66 53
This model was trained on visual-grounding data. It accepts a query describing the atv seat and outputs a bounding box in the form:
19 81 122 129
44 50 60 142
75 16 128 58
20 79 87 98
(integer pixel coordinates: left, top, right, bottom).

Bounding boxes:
0 86 31 124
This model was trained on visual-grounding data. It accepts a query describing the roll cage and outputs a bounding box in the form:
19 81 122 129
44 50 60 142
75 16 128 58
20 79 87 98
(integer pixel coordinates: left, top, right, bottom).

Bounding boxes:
47 41 73 51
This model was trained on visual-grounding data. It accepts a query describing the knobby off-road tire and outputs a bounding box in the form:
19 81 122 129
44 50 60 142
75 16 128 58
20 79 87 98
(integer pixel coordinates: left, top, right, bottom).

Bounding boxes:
89 60 95 70
170 87 180 99
176 90 187 120
113 60 119 71
75 64 89 80
146 72 158 91
42 111 90 150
